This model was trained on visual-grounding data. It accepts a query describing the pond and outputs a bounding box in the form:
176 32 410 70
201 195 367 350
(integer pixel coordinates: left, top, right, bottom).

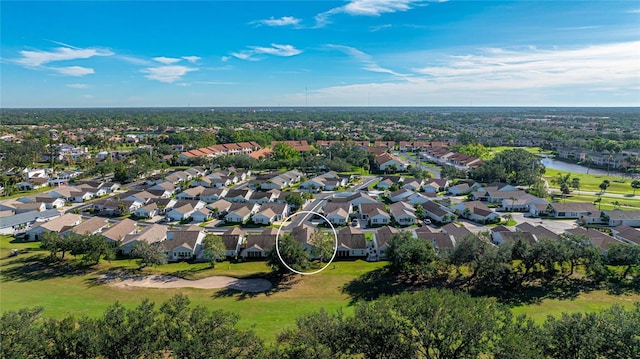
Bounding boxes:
538 155 628 177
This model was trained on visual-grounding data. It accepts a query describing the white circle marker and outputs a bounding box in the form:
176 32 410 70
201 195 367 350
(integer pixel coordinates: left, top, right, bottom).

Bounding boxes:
275 210 338 275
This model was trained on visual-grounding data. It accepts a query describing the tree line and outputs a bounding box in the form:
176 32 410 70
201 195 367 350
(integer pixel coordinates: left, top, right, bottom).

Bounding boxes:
2 290 638 359
386 231 640 292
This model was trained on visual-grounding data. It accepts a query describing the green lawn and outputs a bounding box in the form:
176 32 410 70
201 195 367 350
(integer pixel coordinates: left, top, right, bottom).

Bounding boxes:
544 168 635 196
2 235 639 342
514 291 640 324
554 193 640 211
489 146 551 155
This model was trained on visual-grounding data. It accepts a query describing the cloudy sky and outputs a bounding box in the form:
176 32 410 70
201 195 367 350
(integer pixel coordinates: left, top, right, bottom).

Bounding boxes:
1 1 639 107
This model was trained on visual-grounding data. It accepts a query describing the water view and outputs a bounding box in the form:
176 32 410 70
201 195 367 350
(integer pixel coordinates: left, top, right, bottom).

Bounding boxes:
539 155 629 177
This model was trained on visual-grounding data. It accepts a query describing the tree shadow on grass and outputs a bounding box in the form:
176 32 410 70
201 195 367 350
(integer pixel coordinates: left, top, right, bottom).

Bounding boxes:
476 277 601 306
1 256 95 283
341 267 419 305
605 277 640 296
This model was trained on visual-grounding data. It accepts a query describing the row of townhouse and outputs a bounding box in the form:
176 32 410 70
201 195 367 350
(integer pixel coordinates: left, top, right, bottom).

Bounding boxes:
223 202 289 225
22 213 138 242
219 225 369 261
322 191 449 228
14 167 83 190
490 222 640 255
253 170 304 191
178 142 261 163
315 140 370 149
15 180 119 203
556 147 627 169
421 147 483 170
378 176 450 194
299 171 349 192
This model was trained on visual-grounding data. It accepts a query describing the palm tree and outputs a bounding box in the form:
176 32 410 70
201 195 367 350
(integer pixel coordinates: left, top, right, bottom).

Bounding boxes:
612 201 621 210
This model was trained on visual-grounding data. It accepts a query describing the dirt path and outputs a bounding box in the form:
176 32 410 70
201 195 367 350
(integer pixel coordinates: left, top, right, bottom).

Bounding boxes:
109 274 272 292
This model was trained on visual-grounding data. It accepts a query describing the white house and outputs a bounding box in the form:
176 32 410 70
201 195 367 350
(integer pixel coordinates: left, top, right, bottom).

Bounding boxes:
135 202 158 219
25 213 82 241
191 208 213 223
224 203 258 224
175 186 205 200
388 189 413 203
602 210 640 227
549 202 598 219
166 201 202 222
375 153 408 172
251 203 288 225
372 226 399 260
163 230 205 261
389 201 417 226
421 201 455 224
336 227 368 258
452 201 500 224
241 228 277 259
119 224 167 255
200 187 229 203
0 209 60 236
359 203 390 227
221 227 246 257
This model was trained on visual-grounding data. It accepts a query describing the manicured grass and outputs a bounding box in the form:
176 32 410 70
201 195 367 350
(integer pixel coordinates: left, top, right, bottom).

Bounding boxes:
2 235 639 342
544 168 634 195
489 146 551 155
553 193 640 211
0 235 385 340
514 290 640 324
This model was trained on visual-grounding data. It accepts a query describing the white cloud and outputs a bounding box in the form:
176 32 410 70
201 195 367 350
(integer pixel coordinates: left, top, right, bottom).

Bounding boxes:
413 42 640 89
626 8 640 14
230 51 257 61
15 46 113 67
229 44 302 61
51 66 95 76
221 56 231 62
315 0 423 27
66 83 89 89
153 56 181 64
254 16 301 27
182 56 201 63
326 44 409 79
117 55 153 65
285 41 640 106
142 65 197 83
251 44 302 57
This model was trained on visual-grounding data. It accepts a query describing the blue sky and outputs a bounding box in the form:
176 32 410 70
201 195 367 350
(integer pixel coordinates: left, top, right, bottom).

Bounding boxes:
1 0 639 107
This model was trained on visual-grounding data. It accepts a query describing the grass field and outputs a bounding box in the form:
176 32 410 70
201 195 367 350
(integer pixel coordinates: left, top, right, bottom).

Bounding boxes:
544 168 636 196
488 146 552 156
556 193 640 211
2 235 638 341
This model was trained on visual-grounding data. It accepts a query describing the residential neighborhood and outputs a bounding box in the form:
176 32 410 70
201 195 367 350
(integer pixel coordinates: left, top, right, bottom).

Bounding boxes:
3 151 639 265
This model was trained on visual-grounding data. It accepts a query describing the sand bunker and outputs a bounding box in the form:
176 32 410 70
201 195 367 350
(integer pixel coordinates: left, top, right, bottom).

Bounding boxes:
109 274 271 292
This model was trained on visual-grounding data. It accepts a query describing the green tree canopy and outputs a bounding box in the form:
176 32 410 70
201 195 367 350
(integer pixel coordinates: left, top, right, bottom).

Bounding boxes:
471 149 545 185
